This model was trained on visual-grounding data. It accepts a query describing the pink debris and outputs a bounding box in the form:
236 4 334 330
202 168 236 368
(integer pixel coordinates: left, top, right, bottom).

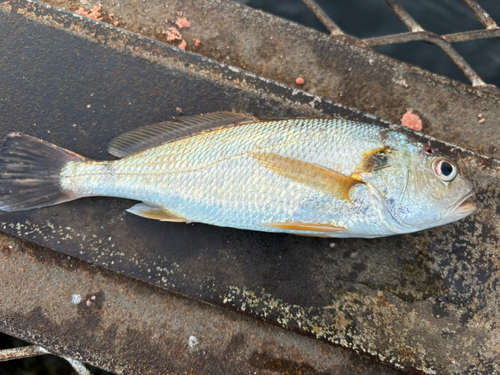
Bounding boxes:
76 5 103 21
86 300 92 307
195 39 201 47
178 39 187 50
401 109 422 131
176 17 191 29
479 118 485 124
295 77 305 85
164 27 182 42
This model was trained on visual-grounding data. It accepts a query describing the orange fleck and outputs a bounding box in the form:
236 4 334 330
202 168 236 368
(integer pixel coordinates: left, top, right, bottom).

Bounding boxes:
178 39 187 50
479 118 485 124
175 17 191 29
401 109 422 131
195 39 201 47
295 77 305 85
114 21 119 26
76 4 103 21
164 27 182 42
377 291 390 306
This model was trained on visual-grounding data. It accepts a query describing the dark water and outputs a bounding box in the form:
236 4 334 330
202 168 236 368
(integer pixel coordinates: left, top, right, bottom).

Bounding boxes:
236 0 500 86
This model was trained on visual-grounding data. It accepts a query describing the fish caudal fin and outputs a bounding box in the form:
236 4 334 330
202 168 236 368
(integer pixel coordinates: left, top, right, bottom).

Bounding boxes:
0 133 87 211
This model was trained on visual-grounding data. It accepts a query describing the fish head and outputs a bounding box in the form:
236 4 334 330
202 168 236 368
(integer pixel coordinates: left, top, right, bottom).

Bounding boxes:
356 134 475 234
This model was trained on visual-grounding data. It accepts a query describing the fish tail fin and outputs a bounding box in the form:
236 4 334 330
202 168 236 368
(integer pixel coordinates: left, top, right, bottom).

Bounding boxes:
0 133 87 211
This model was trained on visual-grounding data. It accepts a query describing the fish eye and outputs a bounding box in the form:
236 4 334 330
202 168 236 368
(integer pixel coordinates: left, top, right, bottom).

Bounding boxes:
432 157 457 182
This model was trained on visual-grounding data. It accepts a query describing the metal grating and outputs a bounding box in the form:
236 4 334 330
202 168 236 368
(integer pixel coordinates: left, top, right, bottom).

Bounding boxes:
0 333 106 375
270 0 499 88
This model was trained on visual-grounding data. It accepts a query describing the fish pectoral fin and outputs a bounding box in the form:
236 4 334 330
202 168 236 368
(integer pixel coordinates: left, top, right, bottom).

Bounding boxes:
262 222 346 233
108 112 257 157
126 203 189 222
251 153 363 201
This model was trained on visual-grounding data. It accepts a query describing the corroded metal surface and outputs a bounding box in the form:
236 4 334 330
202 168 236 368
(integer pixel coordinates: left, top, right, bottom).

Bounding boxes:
0 345 48 361
0 1 499 374
0 233 405 374
42 0 500 159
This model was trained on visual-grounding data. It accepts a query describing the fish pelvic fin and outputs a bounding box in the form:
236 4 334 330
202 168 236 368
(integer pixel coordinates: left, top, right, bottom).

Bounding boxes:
0 133 88 211
251 153 363 201
127 202 189 222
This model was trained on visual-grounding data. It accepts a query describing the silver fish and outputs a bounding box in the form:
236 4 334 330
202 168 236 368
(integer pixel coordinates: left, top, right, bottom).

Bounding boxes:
0 112 475 238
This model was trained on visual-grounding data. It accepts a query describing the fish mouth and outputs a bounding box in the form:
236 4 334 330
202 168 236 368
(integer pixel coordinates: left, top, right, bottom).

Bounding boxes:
443 190 476 219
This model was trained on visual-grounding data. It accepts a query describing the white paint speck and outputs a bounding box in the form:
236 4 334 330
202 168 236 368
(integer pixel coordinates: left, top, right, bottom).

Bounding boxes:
72 294 82 305
368 58 374 65
188 335 199 348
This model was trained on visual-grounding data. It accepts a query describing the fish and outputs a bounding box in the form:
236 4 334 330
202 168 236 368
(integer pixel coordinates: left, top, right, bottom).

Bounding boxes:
0 112 475 238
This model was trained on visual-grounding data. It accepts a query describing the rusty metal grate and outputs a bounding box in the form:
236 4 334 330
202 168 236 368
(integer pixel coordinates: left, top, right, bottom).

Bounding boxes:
244 0 499 88
305 0 499 87
0 333 113 375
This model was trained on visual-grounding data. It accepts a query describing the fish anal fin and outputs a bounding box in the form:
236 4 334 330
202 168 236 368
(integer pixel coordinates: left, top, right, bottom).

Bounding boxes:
252 153 363 201
127 203 189 222
109 112 257 157
263 222 346 233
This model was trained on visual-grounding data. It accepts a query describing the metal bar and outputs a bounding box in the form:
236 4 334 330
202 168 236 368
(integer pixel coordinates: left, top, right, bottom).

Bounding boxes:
62 357 93 375
0 345 49 361
383 0 424 32
0 233 404 375
377 0 490 86
300 0 344 35
443 28 500 43
364 31 487 86
463 0 498 29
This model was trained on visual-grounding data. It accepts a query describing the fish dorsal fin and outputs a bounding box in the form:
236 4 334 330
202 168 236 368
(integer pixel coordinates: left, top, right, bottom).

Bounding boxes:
109 112 256 157
251 153 363 201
